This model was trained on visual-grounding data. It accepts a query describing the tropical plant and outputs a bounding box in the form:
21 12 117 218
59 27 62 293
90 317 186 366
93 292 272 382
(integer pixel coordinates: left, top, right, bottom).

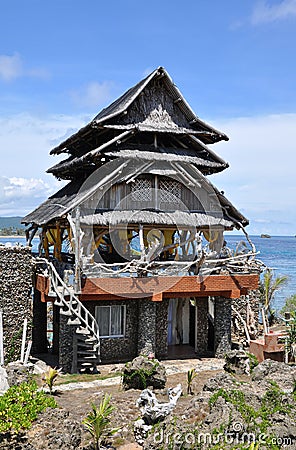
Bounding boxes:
260 269 288 324
285 311 296 362
42 366 61 394
280 294 296 316
186 368 198 395
82 394 119 450
0 381 56 433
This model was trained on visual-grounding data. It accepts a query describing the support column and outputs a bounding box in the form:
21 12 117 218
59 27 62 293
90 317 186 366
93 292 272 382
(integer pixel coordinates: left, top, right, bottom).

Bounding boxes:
137 298 156 355
59 314 75 373
214 297 232 358
31 289 48 354
195 297 209 356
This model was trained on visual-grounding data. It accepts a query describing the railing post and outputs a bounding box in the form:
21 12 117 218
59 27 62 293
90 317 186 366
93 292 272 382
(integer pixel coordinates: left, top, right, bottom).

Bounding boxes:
74 207 82 294
0 310 4 366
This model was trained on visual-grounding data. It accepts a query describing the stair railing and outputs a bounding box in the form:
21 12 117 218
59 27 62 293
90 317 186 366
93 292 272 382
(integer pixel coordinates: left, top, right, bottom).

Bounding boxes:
35 258 100 357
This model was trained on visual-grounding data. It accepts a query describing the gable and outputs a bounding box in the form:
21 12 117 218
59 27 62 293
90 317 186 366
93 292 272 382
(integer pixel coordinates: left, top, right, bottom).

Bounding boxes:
113 81 191 130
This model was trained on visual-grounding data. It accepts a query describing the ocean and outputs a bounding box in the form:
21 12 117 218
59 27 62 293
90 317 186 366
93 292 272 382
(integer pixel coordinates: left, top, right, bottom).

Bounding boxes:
1 235 295 312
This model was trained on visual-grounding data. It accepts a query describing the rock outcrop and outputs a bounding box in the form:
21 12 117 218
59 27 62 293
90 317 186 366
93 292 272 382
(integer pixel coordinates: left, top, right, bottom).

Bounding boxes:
122 355 167 390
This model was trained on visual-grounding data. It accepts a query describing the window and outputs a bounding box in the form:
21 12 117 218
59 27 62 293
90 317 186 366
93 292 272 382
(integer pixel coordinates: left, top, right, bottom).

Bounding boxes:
131 178 152 201
159 179 182 207
95 305 126 338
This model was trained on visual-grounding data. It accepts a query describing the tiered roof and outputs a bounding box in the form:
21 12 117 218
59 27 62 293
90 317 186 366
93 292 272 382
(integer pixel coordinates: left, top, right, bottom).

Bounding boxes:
23 67 248 229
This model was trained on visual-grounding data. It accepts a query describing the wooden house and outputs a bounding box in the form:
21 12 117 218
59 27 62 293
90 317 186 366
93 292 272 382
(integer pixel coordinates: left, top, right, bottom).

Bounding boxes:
23 67 260 372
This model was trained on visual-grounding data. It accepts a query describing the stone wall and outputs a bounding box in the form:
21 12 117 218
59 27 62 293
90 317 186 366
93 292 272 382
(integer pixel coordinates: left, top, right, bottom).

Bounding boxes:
0 246 33 363
86 299 139 362
155 298 169 358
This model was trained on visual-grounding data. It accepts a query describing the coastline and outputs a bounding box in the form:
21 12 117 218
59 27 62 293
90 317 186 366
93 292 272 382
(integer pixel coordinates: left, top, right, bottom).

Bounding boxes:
0 235 26 239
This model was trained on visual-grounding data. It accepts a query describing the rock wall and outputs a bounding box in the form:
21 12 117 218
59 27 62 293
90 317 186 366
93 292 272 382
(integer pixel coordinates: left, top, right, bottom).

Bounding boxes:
85 299 139 362
0 246 33 363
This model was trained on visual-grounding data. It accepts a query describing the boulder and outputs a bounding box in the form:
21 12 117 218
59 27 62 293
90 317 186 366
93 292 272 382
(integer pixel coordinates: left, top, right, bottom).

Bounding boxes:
122 355 166 390
6 361 33 386
224 349 251 375
252 359 296 393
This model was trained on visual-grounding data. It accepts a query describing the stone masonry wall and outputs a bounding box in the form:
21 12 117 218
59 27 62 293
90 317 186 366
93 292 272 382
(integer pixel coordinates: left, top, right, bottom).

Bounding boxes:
86 299 139 362
0 247 33 363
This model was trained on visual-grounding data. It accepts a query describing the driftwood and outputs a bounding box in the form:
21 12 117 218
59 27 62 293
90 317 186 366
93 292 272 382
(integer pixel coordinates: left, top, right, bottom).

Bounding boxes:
232 305 251 344
137 384 182 425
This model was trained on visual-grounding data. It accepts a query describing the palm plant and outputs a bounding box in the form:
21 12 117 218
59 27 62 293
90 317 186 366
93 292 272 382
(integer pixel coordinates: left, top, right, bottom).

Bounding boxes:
42 367 61 394
187 368 198 395
83 394 119 450
260 269 288 324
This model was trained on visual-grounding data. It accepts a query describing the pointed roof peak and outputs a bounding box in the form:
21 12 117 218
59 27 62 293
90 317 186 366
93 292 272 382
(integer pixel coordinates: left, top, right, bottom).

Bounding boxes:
50 67 228 155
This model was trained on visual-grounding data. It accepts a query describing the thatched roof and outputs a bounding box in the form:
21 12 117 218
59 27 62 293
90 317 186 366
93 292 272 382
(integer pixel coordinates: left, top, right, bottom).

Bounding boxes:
105 149 225 168
80 210 233 228
49 67 228 156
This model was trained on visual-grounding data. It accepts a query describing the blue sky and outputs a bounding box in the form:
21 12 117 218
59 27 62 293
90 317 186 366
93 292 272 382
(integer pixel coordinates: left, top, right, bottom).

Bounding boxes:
0 0 295 235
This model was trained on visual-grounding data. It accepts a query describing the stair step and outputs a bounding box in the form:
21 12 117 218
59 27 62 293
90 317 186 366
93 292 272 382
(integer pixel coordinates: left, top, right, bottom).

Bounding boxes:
75 327 91 335
77 350 97 355
54 300 63 307
56 286 65 293
67 317 82 326
76 341 94 348
60 309 72 316
77 355 97 361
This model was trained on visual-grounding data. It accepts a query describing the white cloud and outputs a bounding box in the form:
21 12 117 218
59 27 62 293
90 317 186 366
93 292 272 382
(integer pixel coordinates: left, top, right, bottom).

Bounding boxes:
70 81 113 108
252 0 296 24
0 53 23 81
0 53 50 82
210 113 296 235
0 176 54 216
0 112 87 215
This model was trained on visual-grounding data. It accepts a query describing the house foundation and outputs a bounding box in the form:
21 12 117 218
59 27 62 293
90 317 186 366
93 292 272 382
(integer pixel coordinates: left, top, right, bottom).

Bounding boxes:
214 297 232 357
195 297 209 356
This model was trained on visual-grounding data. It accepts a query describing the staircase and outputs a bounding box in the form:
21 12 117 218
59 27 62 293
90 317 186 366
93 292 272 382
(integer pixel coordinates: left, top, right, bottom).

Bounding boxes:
38 259 100 373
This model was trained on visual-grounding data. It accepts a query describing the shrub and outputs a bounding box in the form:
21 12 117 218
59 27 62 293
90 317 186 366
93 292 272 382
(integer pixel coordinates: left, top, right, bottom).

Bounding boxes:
280 294 296 315
0 381 56 434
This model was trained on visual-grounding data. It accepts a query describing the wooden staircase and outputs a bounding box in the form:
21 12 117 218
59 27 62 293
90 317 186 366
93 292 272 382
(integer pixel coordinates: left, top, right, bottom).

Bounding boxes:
38 259 100 373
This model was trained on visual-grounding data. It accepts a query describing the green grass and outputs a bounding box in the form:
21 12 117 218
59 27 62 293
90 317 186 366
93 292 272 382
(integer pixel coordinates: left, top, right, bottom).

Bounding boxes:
55 372 122 386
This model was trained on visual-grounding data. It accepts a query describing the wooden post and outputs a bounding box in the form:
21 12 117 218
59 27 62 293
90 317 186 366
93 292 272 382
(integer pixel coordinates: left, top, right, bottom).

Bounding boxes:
20 318 27 363
74 207 81 294
261 308 268 335
0 310 4 366
24 341 32 365
139 224 145 260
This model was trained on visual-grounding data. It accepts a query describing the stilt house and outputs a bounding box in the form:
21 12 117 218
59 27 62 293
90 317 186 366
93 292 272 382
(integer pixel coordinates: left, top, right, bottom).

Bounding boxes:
23 67 260 372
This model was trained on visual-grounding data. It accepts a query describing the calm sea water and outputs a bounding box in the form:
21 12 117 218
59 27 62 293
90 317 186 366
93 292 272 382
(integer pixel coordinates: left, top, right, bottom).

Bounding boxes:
1 235 295 311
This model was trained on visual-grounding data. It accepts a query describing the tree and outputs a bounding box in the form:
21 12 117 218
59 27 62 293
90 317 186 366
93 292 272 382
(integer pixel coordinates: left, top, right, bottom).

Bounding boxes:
260 269 288 324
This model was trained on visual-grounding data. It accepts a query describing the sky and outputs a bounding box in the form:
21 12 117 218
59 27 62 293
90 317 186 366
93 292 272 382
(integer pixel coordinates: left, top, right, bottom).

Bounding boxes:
0 0 295 235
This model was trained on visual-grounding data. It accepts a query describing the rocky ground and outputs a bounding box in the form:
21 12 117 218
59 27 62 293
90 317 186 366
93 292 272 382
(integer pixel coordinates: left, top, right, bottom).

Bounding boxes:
0 357 295 450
